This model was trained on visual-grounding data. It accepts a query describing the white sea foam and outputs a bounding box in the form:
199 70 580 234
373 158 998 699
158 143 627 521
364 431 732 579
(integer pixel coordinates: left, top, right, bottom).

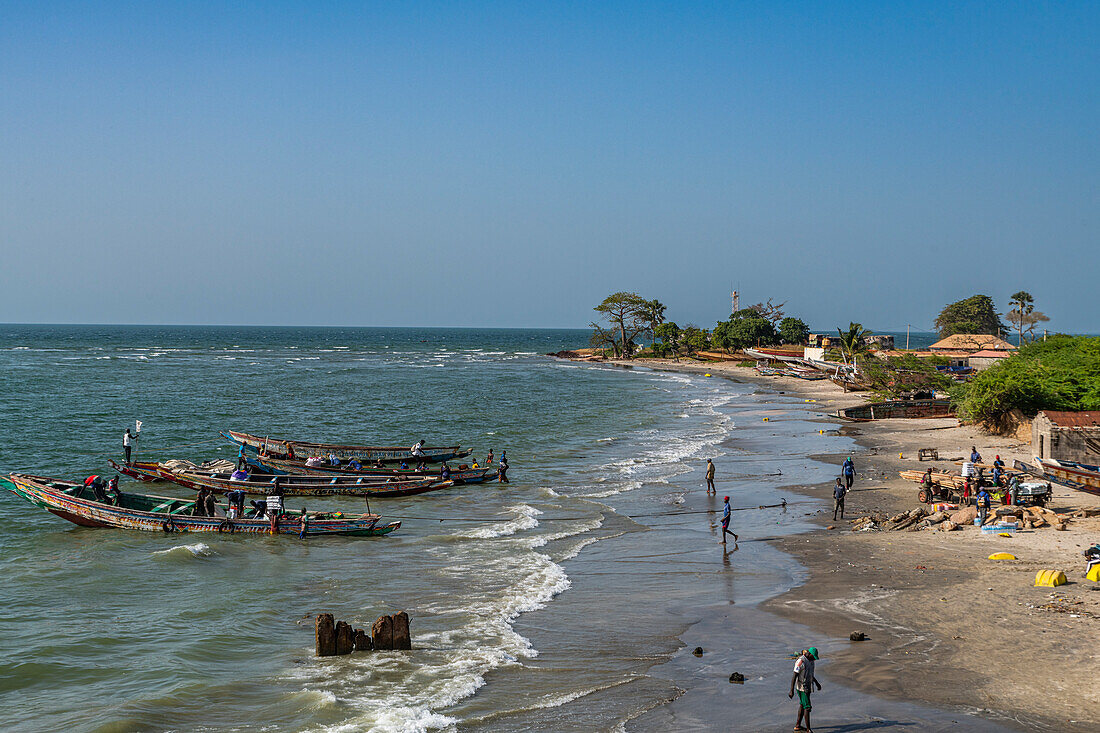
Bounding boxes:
459 504 541 539
152 542 216 558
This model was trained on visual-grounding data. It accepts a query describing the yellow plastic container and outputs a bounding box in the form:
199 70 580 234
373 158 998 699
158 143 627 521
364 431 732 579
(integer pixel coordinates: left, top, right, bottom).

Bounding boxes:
988 553 1016 560
1034 570 1067 587
1087 564 1100 583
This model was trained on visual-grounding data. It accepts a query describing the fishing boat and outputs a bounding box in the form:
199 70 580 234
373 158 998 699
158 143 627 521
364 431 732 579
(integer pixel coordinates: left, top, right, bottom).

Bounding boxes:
1014 458 1100 497
4 474 400 537
743 347 805 364
224 430 471 463
110 460 457 498
240 454 494 483
837 399 955 421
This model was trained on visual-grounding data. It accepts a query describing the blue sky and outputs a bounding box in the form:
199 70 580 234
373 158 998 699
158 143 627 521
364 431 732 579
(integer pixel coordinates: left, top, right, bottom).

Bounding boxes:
1 2 1096 332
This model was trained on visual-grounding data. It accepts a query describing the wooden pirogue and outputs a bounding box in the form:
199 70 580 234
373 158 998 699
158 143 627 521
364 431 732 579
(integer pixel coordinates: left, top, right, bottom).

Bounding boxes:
1015 458 1100 498
4 474 400 537
837 399 955 421
111 460 457 498
241 454 494 483
224 431 472 464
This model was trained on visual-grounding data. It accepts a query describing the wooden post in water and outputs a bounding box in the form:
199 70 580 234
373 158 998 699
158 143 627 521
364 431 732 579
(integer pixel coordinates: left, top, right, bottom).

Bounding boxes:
372 614 394 650
391 611 412 650
316 613 336 657
353 628 373 651
335 621 354 655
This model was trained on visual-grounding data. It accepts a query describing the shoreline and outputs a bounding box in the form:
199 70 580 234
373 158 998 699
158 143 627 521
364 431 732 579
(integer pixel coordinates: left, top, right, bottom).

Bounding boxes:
589 356 1100 730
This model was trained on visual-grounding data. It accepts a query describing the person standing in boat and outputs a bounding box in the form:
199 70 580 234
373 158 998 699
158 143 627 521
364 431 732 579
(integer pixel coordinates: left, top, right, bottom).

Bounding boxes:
497 451 509 483
106 475 121 506
440 462 451 481
411 440 426 461
705 459 716 494
123 428 137 464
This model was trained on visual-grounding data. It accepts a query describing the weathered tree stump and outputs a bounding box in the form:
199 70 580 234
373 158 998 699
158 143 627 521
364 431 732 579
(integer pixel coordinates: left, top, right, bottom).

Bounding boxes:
372 614 394 650
391 611 411 650
354 628 373 652
316 613 336 657
335 621 355 655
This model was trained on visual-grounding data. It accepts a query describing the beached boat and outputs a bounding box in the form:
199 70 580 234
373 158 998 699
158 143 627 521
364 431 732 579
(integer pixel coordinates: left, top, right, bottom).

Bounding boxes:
240 454 494 483
743 347 805 364
111 460 456 497
837 399 955 421
4 474 400 537
1014 458 1100 497
752 362 827 381
224 430 471 463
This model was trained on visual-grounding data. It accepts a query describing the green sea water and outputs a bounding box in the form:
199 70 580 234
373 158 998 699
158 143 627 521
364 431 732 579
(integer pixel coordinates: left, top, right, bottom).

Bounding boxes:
0 326 1014 732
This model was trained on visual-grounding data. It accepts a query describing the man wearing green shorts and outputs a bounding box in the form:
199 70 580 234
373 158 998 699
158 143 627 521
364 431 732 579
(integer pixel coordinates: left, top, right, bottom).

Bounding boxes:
788 646 821 732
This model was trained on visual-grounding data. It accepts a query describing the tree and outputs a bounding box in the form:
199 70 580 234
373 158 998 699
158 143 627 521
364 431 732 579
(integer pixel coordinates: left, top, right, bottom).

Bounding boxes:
835 322 871 363
713 309 777 352
653 321 681 359
778 317 810 345
680 325 711 354
749 298 786 326
592 292 650 358
1006 291 1050 345
952 336 1100 430
933 295 1007 338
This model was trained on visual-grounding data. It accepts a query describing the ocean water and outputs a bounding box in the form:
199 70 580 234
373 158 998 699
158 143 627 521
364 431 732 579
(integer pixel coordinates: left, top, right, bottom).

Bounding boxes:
0 326 1004 732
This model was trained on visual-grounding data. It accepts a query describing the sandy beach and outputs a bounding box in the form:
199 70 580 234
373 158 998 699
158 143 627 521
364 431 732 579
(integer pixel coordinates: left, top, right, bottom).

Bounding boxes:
610 357 1100 730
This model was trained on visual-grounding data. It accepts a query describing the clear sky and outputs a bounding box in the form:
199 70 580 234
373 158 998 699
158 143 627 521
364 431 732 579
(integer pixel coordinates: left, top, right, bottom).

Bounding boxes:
1 2 1096 332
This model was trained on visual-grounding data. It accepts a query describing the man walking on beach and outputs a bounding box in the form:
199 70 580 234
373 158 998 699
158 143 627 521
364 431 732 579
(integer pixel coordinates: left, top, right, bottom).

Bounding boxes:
789 647 822 732
705 459 716 494
720 496 737 545
841 456 854 491
832 478 846 520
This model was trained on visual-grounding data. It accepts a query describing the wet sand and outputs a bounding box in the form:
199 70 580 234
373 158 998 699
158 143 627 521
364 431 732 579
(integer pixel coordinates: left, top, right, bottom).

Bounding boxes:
609 357 1100 731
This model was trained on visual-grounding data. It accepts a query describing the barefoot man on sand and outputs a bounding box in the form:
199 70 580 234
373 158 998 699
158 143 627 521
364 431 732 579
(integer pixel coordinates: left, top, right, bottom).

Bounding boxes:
705 458 716 494
789 646 821 732
720 496 738 545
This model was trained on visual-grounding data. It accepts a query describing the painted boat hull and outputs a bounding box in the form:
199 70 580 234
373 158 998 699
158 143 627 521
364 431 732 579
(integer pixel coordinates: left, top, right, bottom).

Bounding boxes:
225 431 471 463
111 460 458 498
243 454 494 483
4 474 400 537
1015 458 1100 497
837 399 955 421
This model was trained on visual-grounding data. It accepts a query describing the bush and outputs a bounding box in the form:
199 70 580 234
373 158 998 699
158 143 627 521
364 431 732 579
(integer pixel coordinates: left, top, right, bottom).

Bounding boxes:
952 336 1100 425
859 354 953 398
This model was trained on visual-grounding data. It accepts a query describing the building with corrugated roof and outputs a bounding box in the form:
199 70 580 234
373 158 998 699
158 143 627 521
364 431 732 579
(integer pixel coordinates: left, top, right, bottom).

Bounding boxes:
1032 411 1100 462
929 334 1017 353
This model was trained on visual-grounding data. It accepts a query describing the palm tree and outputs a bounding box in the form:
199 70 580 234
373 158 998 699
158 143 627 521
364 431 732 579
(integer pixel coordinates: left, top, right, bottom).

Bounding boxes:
836 322 871 364
1008 291 1034 345
644 299 667 343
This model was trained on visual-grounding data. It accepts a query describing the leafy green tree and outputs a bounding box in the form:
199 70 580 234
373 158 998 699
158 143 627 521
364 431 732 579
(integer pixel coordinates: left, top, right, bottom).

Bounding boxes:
712 309 776 352
591 292 650 358
1006 291 1050 345
653 321 681 359
933 295 1007 338
952 336 1100 429
778 317 810 345
680 325 711 354
835 322 871 363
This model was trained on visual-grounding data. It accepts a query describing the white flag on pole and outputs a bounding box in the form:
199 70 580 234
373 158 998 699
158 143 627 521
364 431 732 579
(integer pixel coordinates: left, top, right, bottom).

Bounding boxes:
136 420 143 433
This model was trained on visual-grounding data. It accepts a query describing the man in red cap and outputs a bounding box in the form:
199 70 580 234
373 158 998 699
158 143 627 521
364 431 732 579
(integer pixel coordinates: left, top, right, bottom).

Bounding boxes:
720 495 738 545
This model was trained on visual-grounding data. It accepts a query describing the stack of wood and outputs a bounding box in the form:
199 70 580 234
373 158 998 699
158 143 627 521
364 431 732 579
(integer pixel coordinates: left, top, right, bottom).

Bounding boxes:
899 469 967 489
316 611 412 657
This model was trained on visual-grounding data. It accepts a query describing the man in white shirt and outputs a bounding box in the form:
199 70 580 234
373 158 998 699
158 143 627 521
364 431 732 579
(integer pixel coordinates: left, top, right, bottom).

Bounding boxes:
123 429 138 464
788 647 821 732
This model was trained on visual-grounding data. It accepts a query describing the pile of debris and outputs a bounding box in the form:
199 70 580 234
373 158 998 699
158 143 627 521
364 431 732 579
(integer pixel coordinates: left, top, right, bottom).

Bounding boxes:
848 504 1085 533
